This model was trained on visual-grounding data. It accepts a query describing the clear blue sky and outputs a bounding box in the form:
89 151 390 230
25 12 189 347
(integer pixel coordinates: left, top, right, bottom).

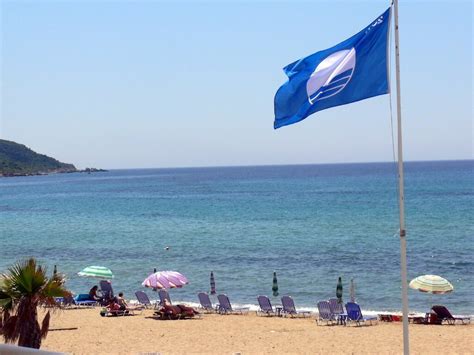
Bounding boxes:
1 0 472 169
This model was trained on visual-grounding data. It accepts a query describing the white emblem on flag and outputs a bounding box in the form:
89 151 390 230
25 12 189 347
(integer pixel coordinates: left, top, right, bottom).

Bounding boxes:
306 48 356 104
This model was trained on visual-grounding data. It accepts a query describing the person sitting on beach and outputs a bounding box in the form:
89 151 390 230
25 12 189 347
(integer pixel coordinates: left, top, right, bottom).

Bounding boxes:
105 298 122 315
117 292 128 311
89 285 100 301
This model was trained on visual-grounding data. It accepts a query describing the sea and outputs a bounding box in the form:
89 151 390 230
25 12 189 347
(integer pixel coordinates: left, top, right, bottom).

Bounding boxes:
0 160 472 315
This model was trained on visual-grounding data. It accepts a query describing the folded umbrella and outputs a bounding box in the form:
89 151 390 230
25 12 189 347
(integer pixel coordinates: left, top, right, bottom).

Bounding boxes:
336 276 343 303
210 271 216 295
272 271 279 297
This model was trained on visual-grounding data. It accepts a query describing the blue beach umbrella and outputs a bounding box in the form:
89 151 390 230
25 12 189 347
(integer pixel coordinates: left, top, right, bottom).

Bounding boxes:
210 271 216 295
272 271 279 297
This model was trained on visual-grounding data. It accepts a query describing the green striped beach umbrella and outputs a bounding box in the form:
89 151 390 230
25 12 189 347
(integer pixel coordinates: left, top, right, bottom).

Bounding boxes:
78 266 114 279
409 275 453 294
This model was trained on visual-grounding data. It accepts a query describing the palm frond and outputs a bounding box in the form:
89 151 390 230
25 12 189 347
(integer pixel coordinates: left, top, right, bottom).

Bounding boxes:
1 314 19 343
6 259 46 296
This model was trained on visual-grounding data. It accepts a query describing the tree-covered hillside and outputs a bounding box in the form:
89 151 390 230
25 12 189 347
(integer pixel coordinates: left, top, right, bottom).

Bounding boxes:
0 139 76 176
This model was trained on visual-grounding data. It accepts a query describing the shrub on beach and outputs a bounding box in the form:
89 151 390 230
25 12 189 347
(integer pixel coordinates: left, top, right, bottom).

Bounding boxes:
0 258 71 349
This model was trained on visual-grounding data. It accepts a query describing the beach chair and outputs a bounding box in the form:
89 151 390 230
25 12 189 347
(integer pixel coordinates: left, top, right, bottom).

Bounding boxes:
431 305 471 325
73 294 98 307
329 298 346 324
328 298 344 315
158 289 171 306
198 292 217 313
135 291 153 309
257 295 277 316
345 302 378 326
317 301 336 325
60 295 96 308
100 280 114 303
408 313 428 324
101 307 140 317
280 296 311 318
216 294 249 315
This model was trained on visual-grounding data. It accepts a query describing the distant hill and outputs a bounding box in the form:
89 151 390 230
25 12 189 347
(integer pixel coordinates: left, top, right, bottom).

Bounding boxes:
0 139 77 176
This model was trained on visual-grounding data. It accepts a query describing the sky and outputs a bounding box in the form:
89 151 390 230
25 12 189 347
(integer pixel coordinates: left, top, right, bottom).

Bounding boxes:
1 0 472 169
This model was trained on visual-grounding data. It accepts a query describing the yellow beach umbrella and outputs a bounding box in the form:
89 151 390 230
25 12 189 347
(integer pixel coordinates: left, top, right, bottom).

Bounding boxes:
409 275 453 294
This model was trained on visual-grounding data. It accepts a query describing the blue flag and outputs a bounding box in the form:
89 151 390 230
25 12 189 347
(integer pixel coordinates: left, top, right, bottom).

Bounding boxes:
274 8 391 129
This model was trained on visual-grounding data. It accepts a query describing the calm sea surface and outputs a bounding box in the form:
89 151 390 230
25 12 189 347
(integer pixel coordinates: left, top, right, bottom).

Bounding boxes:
1 161 472 314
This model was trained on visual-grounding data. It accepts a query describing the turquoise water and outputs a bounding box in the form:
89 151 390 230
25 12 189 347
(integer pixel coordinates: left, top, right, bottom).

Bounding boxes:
0 161 472 314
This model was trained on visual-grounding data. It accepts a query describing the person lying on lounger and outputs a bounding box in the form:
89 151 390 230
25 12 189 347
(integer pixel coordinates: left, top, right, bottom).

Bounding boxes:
155 299 199 319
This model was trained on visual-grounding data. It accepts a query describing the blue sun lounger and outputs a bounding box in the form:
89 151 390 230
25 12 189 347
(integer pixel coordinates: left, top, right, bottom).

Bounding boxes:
158 289 171 306
329 298 347 324
257 295 277 316
217 294 249 315
135 291 153 309
345 302 378 326
317 300 336 325
281 296 311 318
198 292 217 313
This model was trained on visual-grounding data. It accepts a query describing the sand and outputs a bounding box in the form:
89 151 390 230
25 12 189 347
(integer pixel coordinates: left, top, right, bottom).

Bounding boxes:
15 308 470 354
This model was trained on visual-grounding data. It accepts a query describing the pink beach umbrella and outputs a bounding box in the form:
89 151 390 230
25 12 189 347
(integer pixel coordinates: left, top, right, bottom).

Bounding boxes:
142 271 188 289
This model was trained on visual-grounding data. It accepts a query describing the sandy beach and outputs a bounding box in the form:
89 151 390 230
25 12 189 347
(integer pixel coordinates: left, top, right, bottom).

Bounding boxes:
17 308 472 354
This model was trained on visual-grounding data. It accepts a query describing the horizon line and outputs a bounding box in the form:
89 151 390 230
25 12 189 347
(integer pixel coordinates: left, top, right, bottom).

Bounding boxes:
99 158 473 171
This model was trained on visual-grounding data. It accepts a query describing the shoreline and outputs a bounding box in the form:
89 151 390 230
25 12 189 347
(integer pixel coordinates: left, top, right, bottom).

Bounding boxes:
135 299 474 319
0 168 107 178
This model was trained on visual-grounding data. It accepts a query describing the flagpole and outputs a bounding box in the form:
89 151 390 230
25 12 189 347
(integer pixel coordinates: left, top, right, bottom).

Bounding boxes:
393 1 409 354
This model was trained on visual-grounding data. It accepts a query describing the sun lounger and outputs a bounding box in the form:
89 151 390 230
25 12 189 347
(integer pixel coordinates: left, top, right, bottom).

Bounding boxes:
328 298 344 315
280 296 311 318
431 305 471 325
100 298 144 317
66 294 97 308
329 298 347 324
101 307 140 317
100 280 114 298
158 289 171 306
135 291 153 309
257 295 277 316
317 301 336 325
100 280 114 303
216 294 249 315
345 302 378 326
408 314 428 324
198 292 217 313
